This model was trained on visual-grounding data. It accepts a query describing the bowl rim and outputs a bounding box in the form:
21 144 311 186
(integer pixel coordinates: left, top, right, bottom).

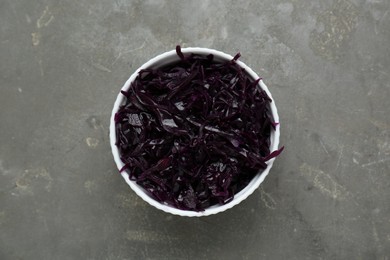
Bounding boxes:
109 47 280 217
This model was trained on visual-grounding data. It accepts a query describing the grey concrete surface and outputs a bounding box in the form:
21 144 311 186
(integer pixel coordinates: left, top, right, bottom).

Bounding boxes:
1 0 389 259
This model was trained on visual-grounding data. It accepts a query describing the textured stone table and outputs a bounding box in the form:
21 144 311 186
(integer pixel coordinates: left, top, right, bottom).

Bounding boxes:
1 0 389 259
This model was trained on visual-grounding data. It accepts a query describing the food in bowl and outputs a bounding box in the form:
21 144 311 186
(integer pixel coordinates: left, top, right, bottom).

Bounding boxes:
112 46 283 213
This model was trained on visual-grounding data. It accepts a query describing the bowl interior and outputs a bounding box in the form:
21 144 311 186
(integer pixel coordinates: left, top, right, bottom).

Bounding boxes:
109 47 280 217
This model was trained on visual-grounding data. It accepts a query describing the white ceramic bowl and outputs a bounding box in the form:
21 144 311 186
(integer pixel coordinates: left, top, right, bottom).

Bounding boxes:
109 47 281 217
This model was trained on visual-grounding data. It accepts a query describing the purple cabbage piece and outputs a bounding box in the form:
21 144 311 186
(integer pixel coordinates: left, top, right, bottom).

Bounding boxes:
115 46 283 211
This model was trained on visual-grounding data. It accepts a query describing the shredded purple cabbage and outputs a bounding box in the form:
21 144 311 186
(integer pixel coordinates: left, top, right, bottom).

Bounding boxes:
115 46 283 211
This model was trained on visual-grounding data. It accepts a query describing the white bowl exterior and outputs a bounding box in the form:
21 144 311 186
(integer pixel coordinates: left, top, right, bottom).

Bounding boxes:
109 47 281 217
